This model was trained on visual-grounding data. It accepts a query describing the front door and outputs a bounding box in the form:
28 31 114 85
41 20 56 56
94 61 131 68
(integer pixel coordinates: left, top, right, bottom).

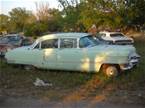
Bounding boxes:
41 39 58 69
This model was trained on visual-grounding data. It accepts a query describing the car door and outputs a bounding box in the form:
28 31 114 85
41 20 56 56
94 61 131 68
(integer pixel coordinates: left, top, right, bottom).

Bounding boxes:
41 38 58 69
58 38 82 70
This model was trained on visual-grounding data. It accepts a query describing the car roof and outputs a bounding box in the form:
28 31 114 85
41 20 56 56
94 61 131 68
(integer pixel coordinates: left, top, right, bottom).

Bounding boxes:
38 32 90 41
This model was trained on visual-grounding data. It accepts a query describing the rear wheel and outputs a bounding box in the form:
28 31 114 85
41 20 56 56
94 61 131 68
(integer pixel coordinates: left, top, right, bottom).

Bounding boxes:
102 64 119 77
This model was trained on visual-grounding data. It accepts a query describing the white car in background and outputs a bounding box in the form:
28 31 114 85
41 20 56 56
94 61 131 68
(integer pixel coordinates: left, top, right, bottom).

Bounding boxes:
98 31 134 45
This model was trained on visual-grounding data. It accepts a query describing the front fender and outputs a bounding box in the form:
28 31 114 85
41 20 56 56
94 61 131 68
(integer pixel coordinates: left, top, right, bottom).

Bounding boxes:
94 52 129 71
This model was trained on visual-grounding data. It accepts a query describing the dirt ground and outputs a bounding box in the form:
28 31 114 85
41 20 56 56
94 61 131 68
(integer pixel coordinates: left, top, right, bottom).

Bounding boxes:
0 96 144 108
0 66 145 108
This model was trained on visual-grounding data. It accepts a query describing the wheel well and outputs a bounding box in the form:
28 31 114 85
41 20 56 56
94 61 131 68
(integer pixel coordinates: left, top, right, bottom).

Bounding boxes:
100 64 120 72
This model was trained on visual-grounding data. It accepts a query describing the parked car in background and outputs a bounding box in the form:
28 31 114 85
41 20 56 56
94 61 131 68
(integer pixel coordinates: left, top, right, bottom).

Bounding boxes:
0 34 33 56
97 31 134 45
5 33 140 77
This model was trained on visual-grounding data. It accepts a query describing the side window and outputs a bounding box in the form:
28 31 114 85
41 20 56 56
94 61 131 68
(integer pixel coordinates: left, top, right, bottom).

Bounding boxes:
21 39 32 46
41 39 58 49
60 38 77 48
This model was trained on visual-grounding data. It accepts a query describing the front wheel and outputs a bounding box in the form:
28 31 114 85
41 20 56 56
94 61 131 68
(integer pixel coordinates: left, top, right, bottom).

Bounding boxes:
102 65 119 77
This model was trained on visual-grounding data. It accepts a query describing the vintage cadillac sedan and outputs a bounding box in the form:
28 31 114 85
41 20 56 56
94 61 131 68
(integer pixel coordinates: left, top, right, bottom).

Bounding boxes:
5 33 140 77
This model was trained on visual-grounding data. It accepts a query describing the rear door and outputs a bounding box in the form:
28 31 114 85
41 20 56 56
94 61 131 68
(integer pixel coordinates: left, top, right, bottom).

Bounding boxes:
57 38 82 70
16 43 43 66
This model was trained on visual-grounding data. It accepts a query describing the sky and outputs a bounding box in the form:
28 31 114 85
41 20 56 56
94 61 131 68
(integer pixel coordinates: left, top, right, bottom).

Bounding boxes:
0 0 60 15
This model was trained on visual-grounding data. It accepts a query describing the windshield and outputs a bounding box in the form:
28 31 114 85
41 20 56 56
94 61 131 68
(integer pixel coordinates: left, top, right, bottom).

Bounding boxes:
79 35 104 48
30 40 39 48
110 33 124 37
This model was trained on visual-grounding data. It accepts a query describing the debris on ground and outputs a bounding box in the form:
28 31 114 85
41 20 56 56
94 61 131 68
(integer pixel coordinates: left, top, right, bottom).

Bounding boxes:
33 78 52 87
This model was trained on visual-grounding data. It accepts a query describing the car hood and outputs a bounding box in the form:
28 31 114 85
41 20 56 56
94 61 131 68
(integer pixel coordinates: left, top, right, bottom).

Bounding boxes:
106 45 135 51
90 44 136 55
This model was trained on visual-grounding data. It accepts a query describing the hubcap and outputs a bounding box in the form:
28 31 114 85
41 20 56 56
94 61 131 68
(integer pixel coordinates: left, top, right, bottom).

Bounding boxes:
106 66 118 77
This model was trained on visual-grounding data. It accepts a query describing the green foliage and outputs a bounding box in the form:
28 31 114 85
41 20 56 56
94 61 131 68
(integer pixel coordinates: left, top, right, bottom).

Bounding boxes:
1 0 145 36
24 22 48 36
24 9 63 36
59 0 145 31
0 14 10 32
9 7 35 33
47 9 64 32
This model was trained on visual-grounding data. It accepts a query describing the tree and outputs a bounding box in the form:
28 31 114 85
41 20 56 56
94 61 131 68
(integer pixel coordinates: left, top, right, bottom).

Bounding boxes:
58 0 84 31
78 0 114 30
58 0 145 32
0 14 10 32
47 9 63 32
126 0 145 28
35 2 53 22
9 7 35 32
34 2 63 33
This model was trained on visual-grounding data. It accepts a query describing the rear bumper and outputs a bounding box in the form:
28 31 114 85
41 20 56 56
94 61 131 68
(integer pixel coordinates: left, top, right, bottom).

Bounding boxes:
0 51 6 56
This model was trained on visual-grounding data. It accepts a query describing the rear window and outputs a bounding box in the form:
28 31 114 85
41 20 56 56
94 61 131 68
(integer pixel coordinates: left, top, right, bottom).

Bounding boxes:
110 33 124 37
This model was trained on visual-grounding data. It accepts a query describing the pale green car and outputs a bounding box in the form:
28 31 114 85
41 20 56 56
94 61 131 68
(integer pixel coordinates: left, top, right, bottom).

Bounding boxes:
5 33 140 77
